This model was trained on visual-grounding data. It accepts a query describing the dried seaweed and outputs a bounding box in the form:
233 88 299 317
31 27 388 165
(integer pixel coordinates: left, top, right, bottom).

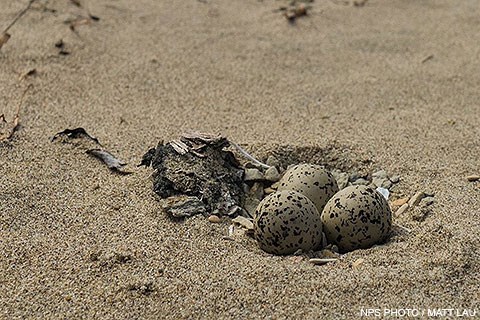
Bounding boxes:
144 132 244 215
51 127 100 144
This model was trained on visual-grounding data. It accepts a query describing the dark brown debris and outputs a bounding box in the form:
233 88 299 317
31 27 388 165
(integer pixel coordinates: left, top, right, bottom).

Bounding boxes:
51 127 100 144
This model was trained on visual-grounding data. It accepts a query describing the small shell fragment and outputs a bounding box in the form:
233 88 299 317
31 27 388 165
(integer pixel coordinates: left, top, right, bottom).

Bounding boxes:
309 258 338 265
395 203 410 216
466 175 480 182
232 216 254 231
208 215 221 223
408 192 425 207
352 258 365 269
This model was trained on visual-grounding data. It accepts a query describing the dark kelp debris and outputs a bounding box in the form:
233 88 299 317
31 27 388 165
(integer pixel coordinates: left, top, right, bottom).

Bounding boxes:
86 149 129 173
142 132 245 217
51 127 100 144
52 127 130 174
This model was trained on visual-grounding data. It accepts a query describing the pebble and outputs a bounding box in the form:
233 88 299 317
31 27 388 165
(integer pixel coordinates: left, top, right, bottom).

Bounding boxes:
162 196 206 218
208 215 221 223
421 197 435 206
309 258 338 266
381 179 393 189
243 197 260 218
249 182 264 200
352 258 365 269
232 216 254 231
244 168 264 181
264 166 281 182
266 155 281 168
373 177 392 189
391 197 409 207
395 203 409 216
351 178 369 186
331 170 349 189
408 192 425 207
349 172 363 182
372 170 388 179
390 175 400 183
466 175 480 182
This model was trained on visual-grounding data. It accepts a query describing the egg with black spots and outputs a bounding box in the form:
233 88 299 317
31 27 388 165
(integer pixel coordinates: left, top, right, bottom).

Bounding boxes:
321 185 392 252
277 164 339 214
254 190 323 255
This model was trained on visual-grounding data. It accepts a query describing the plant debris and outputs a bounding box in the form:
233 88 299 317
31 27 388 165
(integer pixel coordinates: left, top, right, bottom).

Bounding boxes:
161 195 207 218
0 85 32 143
278 1 312 23
86 149 130 174
0 33 11 50
142 132 245 216
52 127 130 174
51 127 100 144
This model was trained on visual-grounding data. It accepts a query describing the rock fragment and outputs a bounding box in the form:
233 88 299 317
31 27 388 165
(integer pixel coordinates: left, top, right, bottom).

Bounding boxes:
244 168 264 182
266 155 281 168
420 197 435 207
351 178 369 186
466 175 480 182
331 170 349 189
162 196 206 218
390 175 400 183
391 197 409 207
264 166 281 182
248 182 264 200
208 215 221 223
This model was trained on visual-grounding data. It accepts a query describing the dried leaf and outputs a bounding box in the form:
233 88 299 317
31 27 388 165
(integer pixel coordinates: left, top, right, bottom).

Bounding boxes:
51 127 100 144
86 148 129 173
0 85 31 142
19 68 37 80
0 33 11 50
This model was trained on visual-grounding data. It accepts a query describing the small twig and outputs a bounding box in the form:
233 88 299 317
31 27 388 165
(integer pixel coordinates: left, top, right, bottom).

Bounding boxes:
0 84 32 141
393 223 412 233
421 54 434 64
3 0 37 34
229 141 271 170
15 84 33 119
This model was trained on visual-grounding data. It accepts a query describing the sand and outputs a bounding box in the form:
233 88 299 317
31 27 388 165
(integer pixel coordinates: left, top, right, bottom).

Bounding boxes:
1 0 479 318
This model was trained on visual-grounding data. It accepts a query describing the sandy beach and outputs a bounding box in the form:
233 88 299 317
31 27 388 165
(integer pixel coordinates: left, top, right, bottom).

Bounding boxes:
1 0 479 318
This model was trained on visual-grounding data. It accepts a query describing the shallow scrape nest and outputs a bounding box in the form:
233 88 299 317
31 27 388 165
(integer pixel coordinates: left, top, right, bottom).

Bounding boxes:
141 132 245 217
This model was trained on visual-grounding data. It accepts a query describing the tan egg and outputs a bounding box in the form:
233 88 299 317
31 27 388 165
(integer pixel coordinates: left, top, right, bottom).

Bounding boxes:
277 164 339 214
254 190 323 255
321 185 392 252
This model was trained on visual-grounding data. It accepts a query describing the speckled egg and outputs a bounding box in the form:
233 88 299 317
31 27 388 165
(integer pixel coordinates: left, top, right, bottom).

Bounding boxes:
254 190 323 255
277 164 339 215
321 185 392 252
